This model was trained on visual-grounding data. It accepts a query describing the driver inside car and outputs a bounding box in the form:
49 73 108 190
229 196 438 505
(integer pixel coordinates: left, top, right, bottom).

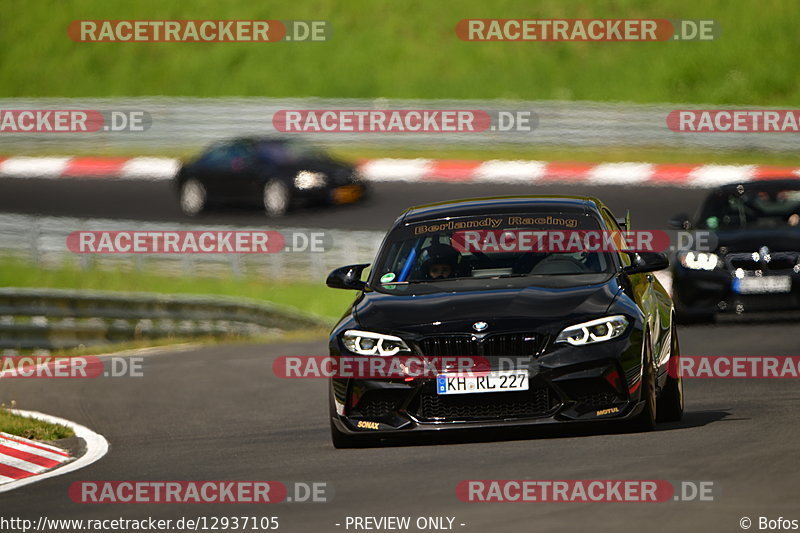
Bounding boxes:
427 262 454 279
419 244 460 280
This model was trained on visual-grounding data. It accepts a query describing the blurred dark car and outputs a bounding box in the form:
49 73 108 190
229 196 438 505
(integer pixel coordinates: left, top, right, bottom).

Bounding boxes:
175 137 367 216
670 178 800 323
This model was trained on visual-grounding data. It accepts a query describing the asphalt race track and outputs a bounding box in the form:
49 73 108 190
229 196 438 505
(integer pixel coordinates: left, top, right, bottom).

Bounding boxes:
2 178 799 532
2 325 800 532
0 177 706 230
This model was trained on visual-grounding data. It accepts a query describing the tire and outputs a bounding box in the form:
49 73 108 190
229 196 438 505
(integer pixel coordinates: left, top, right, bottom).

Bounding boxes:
627 331 657 432
263 179 291 217
657 323 684 422
179 178 207 216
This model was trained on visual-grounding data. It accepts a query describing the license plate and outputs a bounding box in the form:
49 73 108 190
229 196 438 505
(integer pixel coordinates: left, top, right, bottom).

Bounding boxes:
332 185 363 204
436 370 528 395
733 276 792 294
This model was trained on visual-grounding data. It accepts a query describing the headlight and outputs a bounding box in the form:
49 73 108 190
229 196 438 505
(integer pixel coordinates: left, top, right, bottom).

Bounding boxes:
342 330 411 356
678 251 720 271
555 315 630 346
294 170 326 190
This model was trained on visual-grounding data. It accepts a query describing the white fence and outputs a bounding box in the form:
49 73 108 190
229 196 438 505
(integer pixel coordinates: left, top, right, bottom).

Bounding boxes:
0 97 795 153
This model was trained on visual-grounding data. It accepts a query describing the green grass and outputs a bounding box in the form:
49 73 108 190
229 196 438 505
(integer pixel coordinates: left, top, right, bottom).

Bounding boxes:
0 404 74 441
1 0 798 104
0 257 356 322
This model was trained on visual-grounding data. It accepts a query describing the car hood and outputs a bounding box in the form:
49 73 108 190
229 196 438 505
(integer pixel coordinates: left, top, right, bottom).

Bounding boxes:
714 228 800 253
353 277 622 335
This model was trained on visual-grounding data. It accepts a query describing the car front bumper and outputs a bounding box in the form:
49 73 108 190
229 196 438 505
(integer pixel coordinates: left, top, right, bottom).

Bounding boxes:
330 335 647 436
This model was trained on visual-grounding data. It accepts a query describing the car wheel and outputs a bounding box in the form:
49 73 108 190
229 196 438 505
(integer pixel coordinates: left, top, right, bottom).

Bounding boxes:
263 179 291 217
657 323 684 422
179 178 207 216
627 331 657 432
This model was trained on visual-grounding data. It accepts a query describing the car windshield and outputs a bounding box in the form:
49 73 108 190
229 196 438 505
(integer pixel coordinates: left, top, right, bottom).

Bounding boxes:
697 186 800 230
254 140 328 165
371 212 614 292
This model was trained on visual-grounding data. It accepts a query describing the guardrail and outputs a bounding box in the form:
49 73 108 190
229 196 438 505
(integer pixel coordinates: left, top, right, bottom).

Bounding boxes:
0 287 329 353
0 213 385 280
0 96 793 152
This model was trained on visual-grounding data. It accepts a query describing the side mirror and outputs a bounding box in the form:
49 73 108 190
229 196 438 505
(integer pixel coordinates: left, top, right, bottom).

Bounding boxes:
623 252 670 275
669 213 692 230
326 263 370 291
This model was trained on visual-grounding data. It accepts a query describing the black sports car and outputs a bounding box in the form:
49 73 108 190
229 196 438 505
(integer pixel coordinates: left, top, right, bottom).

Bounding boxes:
326 196 682 447
671 178 800 323
175 137 367 216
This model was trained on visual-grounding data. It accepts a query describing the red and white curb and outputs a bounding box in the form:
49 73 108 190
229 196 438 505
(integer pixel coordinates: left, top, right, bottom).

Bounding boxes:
0 410 108 493
1 156 798 187
0 156 179 181
0 431 71 482
360 159 800 187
